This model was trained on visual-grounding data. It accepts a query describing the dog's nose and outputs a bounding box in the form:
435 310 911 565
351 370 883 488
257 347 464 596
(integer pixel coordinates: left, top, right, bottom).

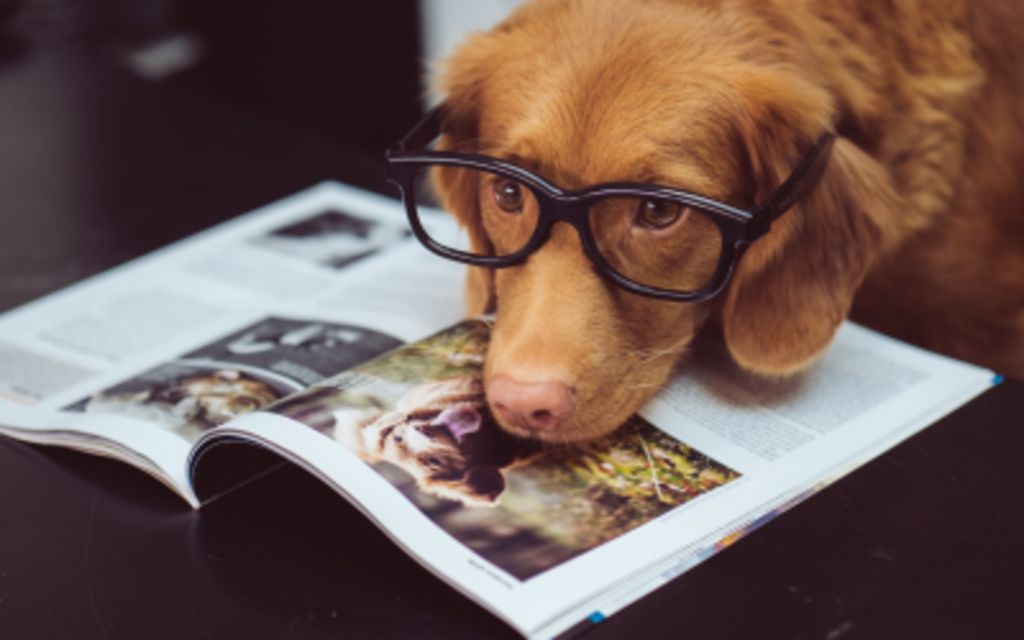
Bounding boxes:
488 375 575 433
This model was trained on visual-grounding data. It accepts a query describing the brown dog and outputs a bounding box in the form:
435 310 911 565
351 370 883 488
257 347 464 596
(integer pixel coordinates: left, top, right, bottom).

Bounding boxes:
429 0 1024 443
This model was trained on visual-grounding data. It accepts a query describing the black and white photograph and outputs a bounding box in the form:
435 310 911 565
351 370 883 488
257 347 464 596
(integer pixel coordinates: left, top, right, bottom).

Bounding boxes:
250 210 410 270
66 317 403 443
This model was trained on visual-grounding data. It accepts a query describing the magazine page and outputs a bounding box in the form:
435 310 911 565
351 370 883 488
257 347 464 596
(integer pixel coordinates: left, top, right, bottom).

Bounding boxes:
187 319 994 637
0 182 466 505
532 323 997 637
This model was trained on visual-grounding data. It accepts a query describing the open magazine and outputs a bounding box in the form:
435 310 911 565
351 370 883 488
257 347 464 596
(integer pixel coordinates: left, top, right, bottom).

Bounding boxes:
0 183 997 638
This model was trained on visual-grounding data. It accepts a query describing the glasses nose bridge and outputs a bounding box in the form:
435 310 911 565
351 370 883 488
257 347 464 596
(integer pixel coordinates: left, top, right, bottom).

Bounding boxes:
526 191 600 266
536 192 590 240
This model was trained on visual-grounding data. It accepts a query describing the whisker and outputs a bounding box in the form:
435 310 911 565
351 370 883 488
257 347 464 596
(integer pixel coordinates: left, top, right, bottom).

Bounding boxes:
634 338 692 366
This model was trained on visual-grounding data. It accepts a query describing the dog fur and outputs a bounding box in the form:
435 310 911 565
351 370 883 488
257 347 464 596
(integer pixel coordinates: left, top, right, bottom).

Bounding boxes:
430 0 1024 443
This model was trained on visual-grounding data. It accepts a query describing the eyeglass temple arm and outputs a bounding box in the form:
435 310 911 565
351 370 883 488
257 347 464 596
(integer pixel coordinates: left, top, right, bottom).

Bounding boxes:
389 105 446 155
749 132 836 237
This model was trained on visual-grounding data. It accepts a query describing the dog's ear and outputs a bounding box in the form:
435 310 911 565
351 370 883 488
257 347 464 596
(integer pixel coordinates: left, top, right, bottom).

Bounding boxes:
431 155 496 316
720 72 898 375
429 34 502 316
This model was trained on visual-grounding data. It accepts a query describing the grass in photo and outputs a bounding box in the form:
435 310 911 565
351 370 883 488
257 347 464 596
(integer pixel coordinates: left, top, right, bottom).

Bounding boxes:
272 320 741 580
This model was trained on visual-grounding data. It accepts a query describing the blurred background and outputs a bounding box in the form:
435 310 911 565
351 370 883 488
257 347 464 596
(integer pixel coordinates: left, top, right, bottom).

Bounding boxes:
0 0 519 155
0 0 526 312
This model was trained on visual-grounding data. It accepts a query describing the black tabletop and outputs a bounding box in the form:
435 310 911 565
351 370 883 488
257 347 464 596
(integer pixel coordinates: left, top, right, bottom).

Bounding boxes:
1 44 1023 640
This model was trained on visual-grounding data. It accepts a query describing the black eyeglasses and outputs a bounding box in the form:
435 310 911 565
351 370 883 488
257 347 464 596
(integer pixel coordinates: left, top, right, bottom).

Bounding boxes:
385 106 834 302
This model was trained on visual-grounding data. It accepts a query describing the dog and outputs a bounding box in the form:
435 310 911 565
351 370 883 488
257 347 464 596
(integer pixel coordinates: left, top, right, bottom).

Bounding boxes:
83 368 281 443
331 374 541 506
428 0 1024 443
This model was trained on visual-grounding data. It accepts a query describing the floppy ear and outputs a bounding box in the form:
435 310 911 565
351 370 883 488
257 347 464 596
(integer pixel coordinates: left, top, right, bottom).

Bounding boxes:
431 150 497 316
719 67 899 375
429 34 503 316
721 136 896 375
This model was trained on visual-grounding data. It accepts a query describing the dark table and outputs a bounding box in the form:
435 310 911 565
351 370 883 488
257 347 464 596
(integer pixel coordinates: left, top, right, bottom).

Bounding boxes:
1 44 1022 640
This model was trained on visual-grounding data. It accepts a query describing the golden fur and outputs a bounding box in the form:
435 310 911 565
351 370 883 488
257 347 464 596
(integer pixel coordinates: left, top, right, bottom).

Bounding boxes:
432 0 1024 442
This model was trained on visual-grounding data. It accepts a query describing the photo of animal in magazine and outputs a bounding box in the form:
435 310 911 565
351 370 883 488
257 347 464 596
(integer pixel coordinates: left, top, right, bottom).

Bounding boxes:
270 320 741 580
65 317 402 443
249 209 410 270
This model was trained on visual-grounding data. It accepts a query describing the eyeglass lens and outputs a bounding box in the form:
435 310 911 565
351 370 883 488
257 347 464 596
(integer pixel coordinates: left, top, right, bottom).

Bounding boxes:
412 165 724 293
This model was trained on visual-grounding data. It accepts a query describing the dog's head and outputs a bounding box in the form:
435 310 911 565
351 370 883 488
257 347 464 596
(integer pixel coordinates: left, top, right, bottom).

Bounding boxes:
353 375 536 506
431 0 898 442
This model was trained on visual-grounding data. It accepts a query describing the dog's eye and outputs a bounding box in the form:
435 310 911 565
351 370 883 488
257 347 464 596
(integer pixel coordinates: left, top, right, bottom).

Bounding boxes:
426 456 442 467
492 178 525 214
229 396 261 413
636 199 684 229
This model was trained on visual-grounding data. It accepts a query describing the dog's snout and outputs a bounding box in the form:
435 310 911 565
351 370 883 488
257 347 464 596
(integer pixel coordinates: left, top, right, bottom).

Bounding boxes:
488 374 575 433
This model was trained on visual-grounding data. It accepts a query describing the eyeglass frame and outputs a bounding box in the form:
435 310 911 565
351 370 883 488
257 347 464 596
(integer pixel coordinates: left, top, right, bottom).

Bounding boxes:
385 106 835 302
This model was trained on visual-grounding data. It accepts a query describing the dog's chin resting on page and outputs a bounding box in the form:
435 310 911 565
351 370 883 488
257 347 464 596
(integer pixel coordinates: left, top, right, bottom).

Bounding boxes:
431 0 1024 444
